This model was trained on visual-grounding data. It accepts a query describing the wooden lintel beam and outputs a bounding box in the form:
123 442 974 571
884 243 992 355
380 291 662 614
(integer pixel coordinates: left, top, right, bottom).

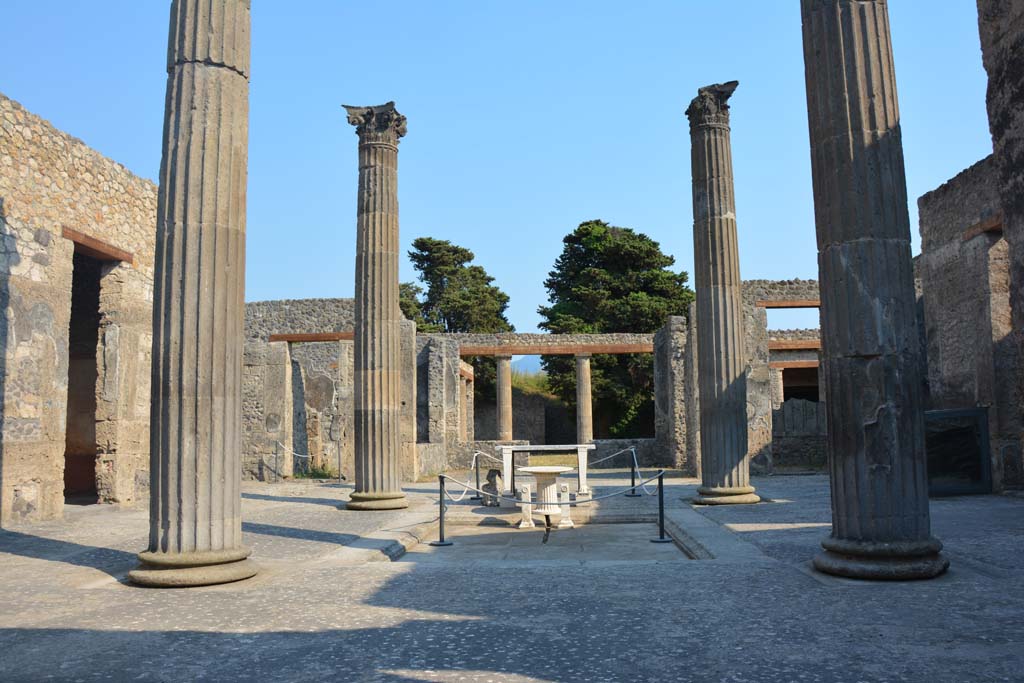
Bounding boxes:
268 332 354 343
769 360 819 369
459 343 654 357
756 299 820 309
768 339 821 351
62 226 134 265
962 213 1003 242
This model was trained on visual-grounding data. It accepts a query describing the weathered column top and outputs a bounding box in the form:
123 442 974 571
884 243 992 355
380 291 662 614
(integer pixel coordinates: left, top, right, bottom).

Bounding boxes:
343 102 407 147
685 81 738 130
167 0 251 76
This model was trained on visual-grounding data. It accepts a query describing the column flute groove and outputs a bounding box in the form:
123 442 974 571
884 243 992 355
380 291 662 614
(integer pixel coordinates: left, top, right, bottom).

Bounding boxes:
687 81 760 505
129 0 255 587
344 102 409 511
801 0 947 579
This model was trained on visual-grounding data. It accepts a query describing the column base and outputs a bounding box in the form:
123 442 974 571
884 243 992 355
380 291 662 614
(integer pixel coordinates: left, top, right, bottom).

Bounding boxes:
694 485 760 505
814 536 949 580
128 548 257 588
345 491 409 511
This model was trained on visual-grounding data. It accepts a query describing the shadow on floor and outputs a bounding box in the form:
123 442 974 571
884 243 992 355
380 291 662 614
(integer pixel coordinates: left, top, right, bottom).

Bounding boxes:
242 521 359 546
242 492 345 507
0 529 137 577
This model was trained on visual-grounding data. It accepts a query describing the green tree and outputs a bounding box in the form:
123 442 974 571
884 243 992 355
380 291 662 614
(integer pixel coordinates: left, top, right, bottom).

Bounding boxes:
401 237 514 400
538 220 695 437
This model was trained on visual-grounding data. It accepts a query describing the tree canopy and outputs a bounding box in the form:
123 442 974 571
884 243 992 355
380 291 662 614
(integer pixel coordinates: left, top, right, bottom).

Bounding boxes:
538 220 695 437
400 237 513 402
400 237 513 334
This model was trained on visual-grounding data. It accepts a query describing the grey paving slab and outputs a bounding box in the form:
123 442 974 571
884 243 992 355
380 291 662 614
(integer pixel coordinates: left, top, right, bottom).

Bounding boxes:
0 476 1022 682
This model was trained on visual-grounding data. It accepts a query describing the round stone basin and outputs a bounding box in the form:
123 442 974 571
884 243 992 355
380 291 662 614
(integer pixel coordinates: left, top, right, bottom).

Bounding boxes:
517 466 573 516
517 466 574 476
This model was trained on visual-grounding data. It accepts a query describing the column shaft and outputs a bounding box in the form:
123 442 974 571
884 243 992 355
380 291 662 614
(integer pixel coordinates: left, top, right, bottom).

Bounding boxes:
687 81 759 505
497 356 513 441
801 0 946 579
575 355 593 443
344 103 408 511
129 0 255 587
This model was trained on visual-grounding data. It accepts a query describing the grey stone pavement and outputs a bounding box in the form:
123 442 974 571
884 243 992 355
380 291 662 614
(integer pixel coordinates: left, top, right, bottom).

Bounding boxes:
1 470 1022 682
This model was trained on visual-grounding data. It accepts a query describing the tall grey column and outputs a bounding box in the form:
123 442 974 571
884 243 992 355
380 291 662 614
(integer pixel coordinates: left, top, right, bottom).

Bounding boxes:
344 102 409 511
129 0 255 587
801 0 947 579
687 81 760 505
496 355 513 441
575 354 594 443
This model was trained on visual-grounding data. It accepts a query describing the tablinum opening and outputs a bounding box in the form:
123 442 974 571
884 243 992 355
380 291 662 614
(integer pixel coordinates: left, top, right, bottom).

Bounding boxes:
64 251 102 504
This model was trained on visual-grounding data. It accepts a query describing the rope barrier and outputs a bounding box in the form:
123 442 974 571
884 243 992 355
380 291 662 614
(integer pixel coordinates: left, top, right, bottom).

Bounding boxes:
439 470 666 507
587 446 634 467
473 450 503 463
275 441 315 460
630 449 659 496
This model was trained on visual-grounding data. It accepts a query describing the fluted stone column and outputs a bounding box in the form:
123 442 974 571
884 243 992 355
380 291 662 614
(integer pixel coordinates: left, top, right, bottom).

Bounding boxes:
575 354 594 443
344 102 408 511
128 0 255 587
496 355 513 441
687 81 760 505
801 0 947 579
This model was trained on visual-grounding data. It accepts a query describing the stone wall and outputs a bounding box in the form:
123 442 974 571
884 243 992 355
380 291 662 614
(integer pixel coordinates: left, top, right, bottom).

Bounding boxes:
0 93 157 524
242 341 293 481
245 298 354 341
917 155 1020 488
978 0 1024 488
446 332 654 349
769 328 820 341
472 387 575 446
742 279 820 304
738 280 821 474
654 316 693 472
289 340 351 478
415 335 461 480
590 438 660 469
771 399 827 470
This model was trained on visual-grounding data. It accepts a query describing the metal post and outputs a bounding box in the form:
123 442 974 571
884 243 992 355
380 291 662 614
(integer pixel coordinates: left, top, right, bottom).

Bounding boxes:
625 449 640 497
470 453 482 501
651 471 673 544
430 475 453 546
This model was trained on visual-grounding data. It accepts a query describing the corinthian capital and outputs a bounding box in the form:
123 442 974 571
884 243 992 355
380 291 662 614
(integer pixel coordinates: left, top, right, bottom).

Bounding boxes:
343 101 407 145
686 81 738 129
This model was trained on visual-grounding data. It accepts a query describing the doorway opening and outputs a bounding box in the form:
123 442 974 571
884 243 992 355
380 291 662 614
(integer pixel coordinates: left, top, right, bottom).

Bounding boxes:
64 251 102 504
782 366 819 402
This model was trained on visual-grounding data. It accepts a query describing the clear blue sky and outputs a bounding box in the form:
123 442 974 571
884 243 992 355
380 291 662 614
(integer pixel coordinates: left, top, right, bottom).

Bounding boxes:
1 1 992 333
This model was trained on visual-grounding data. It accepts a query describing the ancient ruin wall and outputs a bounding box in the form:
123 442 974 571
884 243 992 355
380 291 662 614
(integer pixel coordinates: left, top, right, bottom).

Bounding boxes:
918 155 1020 487
769 328 820 341
739 280 820 473
245 298 355 341
0 93 157 524
978 1 1024 487
447 332 654 350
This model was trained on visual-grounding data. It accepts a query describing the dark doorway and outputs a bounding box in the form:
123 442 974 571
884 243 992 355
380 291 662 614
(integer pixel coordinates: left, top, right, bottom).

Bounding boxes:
783 366 819 402
64 251 102 504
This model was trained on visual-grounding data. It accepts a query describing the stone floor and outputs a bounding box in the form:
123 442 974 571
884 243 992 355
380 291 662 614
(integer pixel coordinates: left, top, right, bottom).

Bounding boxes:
1 471 1022 682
